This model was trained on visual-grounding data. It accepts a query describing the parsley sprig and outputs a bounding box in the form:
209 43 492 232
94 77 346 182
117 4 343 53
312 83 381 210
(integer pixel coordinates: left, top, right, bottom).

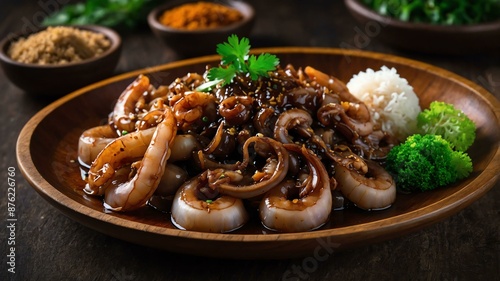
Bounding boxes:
197 35 280 92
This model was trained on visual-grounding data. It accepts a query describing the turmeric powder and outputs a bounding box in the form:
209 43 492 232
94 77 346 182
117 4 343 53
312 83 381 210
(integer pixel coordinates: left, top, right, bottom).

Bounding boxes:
159 1 243 30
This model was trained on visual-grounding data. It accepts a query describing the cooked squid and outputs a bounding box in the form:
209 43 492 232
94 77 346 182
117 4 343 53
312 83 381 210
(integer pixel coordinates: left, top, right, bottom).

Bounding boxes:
274 108 314 144
213 136 290 199
335 158 396 210
84 127 156 196
86 108 177 211
79 62 402 233
171 171 248 233
110 74 151 134
260 144 333 232
78 124 118 167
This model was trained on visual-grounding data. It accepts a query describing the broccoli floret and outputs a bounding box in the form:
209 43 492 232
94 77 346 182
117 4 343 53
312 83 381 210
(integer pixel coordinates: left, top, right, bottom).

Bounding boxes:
385 134 473 193
450 150 474 180
417 101 476 152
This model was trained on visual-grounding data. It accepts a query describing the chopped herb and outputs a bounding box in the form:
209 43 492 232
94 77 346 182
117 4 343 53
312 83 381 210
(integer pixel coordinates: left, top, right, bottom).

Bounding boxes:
196 35 280 91
42 0 160 28
206 199 213 204
361 0 500 25
202 116 209 122
121 130 128 136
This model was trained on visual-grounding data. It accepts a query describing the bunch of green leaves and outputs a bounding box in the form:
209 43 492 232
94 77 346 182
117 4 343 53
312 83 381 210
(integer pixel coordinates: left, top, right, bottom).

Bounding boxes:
197 35 280 91
361 0 500 25
42 0 160 28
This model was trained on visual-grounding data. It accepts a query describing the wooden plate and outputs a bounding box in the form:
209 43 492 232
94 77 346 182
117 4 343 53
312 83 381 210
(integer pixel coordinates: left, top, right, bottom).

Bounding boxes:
16 48 500 259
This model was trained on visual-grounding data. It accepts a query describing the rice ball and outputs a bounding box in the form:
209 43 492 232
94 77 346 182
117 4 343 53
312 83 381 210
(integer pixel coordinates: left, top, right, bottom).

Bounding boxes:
346 66 421 142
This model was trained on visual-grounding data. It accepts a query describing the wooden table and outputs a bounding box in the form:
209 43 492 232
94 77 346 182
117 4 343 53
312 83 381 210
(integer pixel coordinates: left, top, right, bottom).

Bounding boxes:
1 1 499 280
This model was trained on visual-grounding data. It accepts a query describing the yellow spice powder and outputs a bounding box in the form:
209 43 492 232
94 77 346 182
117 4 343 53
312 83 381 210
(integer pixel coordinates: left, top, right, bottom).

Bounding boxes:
8 26 111 65
159 1 243 30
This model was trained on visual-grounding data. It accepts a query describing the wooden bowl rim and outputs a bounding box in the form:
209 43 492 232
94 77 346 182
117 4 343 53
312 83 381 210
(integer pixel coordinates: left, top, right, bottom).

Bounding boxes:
16 47 500 244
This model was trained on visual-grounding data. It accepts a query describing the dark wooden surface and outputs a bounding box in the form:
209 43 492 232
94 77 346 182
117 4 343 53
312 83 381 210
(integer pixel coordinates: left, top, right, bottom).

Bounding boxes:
1 1 499 280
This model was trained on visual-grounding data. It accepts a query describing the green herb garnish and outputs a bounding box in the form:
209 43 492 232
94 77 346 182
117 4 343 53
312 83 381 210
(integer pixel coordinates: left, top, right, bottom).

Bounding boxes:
42 0 160 28
197 35 280 92
205 199 213 204
362 0 500 25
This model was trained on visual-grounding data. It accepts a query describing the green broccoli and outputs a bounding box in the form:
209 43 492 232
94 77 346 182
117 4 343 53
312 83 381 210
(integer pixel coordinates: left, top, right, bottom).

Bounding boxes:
385 134 473 193
417 101 476 152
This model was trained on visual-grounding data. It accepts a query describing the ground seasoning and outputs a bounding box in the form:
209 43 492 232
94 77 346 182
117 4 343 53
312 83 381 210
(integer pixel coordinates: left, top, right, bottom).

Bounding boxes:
159 1 243 30
8 26 111 65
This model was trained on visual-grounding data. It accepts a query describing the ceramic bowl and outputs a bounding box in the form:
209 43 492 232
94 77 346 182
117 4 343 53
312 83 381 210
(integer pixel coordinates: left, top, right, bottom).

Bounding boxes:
0 25 122 96
148 0 255 58
344 0 500 54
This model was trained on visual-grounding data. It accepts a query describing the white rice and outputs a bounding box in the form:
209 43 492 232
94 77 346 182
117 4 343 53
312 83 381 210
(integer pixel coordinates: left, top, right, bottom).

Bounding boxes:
346 66 421 142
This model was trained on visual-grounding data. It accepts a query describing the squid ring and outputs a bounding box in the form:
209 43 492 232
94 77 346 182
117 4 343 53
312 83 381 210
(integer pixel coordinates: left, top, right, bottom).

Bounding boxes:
171 173 249 233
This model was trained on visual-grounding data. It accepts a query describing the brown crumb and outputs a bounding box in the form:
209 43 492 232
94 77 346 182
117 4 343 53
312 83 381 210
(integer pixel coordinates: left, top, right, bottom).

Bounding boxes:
159 1 243 30
8 26 111 65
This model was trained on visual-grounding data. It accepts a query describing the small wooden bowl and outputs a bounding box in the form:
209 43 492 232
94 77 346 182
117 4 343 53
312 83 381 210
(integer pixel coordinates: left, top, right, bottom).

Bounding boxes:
148 0 255 58
344 0 500 54
0 25 122 96
16 48 499 259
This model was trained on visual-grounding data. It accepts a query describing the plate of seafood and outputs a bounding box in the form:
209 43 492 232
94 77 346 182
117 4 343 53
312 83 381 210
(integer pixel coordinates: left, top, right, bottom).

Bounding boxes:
17 46 499 259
